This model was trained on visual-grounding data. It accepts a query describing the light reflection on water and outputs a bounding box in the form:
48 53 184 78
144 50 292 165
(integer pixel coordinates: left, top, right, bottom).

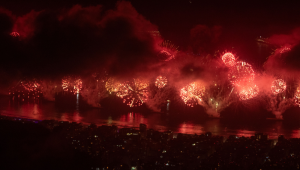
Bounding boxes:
1 98 300 139
291 130 300 138
236 130 256 138
177 123 204 134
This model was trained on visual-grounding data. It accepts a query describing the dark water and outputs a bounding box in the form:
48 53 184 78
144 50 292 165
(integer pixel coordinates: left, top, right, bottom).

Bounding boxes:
1 95 300 139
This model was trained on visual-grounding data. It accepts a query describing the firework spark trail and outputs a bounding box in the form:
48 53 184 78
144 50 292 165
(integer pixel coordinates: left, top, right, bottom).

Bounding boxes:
161 40 179 52
158 40 179 61
228 87 234 97
198 82 236 117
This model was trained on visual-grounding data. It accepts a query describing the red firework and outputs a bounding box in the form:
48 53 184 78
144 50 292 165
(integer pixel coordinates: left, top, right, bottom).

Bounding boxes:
222 52 236 67
159 50 175 61
10 32 20 37
116 79 149 107
180 82 205 107
21 80 41 92
62 77 71 92
9 79 42 100
158 40 178 61
105 78 124 94
155 76 167 88
74 79 82 94
228 61 255 86
61 77 82 94
279 46 291 54
294 87 300 107
271 79 286 95
239 84 259 100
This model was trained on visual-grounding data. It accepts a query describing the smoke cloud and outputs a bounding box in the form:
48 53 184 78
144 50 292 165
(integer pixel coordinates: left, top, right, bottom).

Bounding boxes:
2 1 300 121
0 2 160 80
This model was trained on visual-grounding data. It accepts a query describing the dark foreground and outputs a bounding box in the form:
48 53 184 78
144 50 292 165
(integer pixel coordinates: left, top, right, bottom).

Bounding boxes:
0 115 299 170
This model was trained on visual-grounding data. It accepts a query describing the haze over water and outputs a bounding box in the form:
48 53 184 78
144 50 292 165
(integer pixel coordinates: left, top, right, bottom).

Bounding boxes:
1 96 300 140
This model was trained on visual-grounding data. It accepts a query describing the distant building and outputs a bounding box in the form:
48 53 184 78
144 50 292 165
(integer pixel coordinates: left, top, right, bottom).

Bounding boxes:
140 124 147 139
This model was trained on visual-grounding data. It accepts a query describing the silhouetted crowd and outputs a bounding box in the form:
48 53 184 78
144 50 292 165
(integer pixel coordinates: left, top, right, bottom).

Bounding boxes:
0 115 299 170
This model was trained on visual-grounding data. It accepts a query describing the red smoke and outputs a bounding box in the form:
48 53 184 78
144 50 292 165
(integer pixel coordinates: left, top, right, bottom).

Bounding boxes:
13 10 40 39
268 27 300 46
1 1 161 79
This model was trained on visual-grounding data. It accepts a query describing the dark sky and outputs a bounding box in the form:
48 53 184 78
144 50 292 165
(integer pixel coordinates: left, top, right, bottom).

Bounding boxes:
2 0 300 47
1 0 300 82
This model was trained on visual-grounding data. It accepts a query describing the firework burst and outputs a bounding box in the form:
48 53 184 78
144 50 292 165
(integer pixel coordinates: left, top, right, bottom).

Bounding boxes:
155 76 167 88
180 82 205 107
73 79 82 94
119 79 149 107
10 32 20 37
105 78 124 94
271 79 286 95
279 46 291 54
294 86 300 107
61 76 83 94
62 76 71 92
158 40 179 61
21 80 41 92
9 79 43 101
239 84 259 100
228 61 255 86
221 52 236 67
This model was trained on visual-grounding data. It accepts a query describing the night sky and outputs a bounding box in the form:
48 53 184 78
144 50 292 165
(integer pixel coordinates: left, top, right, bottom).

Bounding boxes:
1 0 300 89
